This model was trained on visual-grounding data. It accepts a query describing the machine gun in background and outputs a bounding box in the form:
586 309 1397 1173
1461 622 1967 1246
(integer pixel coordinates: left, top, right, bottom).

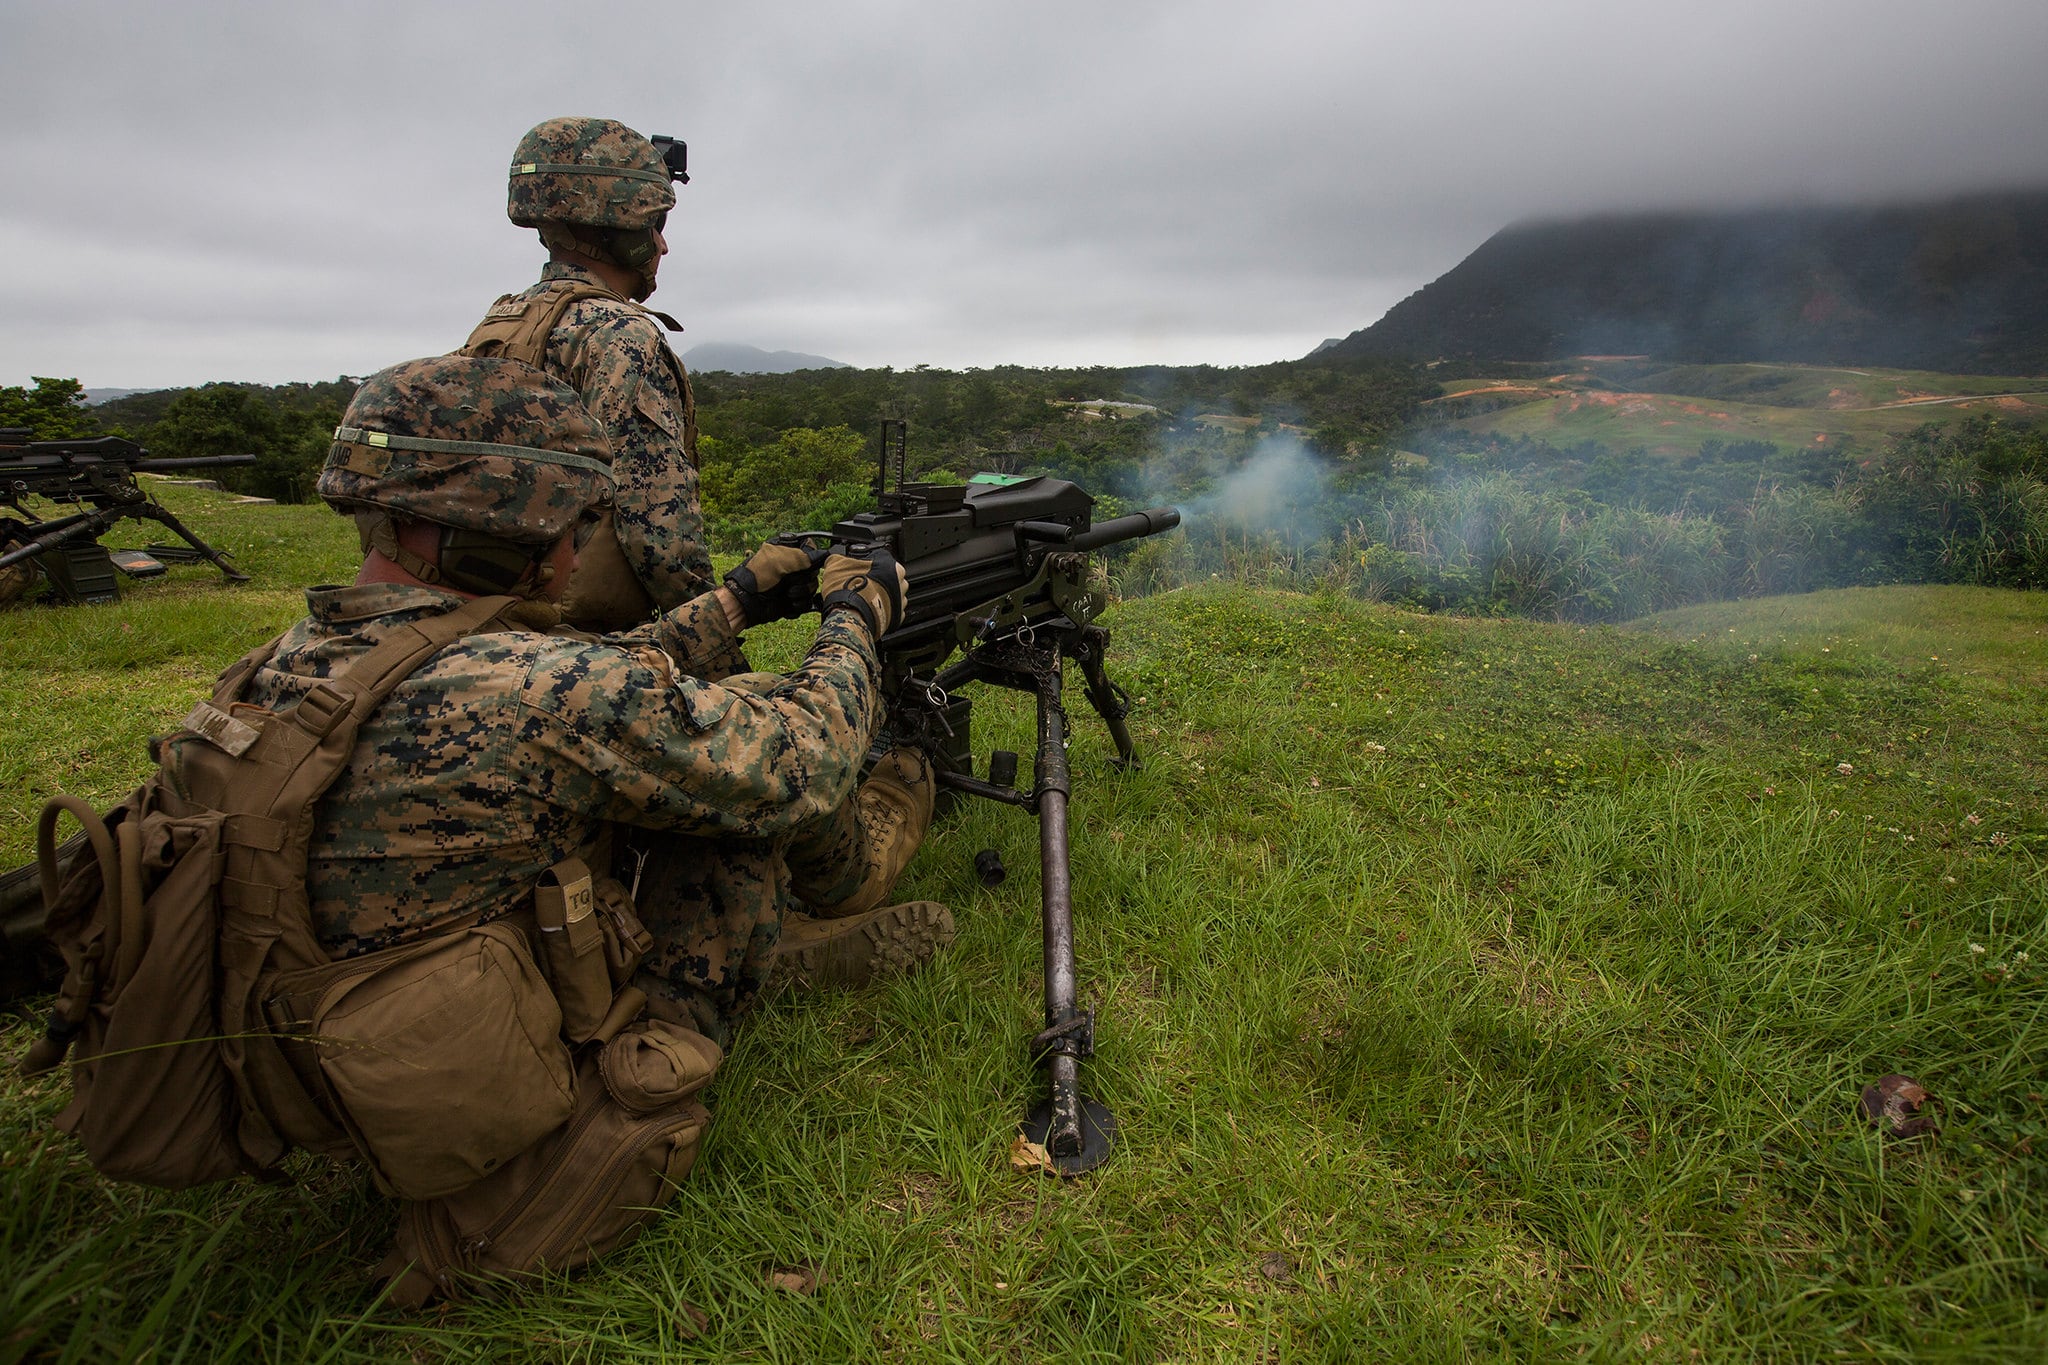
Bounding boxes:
778 420 1180 1174
0 429 253 605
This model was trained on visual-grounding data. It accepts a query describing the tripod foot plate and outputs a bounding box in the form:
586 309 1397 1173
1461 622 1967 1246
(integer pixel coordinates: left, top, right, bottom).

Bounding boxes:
1019 1096 1116 1176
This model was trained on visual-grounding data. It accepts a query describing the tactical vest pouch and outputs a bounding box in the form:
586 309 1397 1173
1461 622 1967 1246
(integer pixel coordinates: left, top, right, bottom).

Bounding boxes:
266 920 574 1202
30 791 247 1189
558 508 655 633
378 1018 720 1308
594 873 653 984
535 857 612 1043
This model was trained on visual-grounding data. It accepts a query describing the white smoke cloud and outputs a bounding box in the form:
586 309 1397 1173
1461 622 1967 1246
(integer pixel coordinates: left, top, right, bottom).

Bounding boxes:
1169 432 1332 542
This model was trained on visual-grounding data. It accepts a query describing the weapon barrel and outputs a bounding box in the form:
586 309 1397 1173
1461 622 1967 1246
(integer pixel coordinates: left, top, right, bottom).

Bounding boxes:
1068 506 1180 553
133 454 258 472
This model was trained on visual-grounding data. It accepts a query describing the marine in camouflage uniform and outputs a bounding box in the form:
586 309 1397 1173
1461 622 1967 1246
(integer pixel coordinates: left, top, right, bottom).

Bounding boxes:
467 260 713 628
251 583 880 1020
462 116 714 635
464 118 937 960
268 355 945 1029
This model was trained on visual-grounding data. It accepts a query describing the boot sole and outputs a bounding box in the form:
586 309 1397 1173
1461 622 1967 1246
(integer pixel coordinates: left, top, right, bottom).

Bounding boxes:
774 901 955 992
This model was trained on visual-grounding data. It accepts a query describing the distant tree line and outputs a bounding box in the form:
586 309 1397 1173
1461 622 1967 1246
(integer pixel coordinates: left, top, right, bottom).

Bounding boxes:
15 355 1431 523
15 361 2046 619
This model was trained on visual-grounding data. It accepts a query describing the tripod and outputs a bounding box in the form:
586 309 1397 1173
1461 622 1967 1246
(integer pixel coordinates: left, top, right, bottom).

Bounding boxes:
896 615 1140 1174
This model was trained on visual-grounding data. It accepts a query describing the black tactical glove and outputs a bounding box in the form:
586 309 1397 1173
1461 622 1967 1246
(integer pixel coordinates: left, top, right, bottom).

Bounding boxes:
819 549 908 638
723 540 827 626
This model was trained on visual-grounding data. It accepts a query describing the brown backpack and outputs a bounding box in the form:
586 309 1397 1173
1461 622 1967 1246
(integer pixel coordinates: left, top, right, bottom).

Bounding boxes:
378 1018 721 1308
24 593 725 1306
21 594 528 1185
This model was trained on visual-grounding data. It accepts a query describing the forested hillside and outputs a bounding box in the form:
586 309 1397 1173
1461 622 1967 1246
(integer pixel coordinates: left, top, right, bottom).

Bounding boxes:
9 337 2046 624
1319 191 2048 373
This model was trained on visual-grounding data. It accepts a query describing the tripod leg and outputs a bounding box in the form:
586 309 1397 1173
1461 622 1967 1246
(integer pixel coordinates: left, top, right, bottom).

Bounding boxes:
139 503 249 582
1018 656 1115 1173
1073 631 1140 768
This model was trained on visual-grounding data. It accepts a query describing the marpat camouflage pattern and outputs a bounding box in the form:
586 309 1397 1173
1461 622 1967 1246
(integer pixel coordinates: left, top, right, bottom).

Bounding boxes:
318 355 612 546
494 262 712 606
238 584 882 1016
507 116 675 234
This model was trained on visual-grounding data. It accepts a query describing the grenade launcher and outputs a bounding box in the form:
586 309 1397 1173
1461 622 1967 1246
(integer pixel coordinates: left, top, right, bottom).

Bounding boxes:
0 430 253 605
777 420 1180 1173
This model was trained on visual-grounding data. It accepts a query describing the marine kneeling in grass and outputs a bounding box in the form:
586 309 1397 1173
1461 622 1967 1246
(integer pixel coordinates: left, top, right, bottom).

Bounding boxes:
28 355 950 1304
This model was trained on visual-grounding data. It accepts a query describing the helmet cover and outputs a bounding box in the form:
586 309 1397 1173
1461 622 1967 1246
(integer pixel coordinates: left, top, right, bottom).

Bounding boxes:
320 355 613 546
508 116 675 233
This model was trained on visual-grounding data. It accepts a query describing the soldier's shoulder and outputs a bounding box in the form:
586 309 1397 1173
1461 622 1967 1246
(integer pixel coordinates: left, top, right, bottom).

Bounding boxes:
558 295 669 342
555 306 680 387
510 631 697 730
408 627 554 690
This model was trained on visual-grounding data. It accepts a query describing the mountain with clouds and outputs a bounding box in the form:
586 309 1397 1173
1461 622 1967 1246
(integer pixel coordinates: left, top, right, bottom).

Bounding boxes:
681 343 850 374
1317 191 2048 374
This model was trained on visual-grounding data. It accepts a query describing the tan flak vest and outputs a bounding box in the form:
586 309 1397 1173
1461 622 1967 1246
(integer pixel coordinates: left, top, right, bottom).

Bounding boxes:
460 280 698 632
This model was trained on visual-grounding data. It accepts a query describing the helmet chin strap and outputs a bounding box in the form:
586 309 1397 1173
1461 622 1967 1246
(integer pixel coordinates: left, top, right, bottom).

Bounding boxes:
358 512 556 600
358 511 443 584
539 223 659 300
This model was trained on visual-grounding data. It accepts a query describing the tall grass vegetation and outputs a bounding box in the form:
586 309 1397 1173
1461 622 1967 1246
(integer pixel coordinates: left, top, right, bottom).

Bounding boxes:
2 483 2043 1357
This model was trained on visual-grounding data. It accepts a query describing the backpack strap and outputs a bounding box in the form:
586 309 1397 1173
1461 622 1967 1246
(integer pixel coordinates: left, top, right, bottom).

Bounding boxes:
176 594 526 1164
209 628 288 707
460 280 626 368
211 592 522 917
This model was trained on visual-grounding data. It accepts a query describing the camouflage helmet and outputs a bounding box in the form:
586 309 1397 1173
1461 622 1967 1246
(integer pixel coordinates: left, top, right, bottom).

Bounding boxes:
320 355 613 548
507 116 674 233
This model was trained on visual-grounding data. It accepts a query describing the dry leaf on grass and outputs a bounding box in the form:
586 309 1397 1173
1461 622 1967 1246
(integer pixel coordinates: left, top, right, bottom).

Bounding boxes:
1859 1073 1939 1138
671 1303 709 1338
1009 1134 1056 1174
1257 1252 1295 1284
765 1265 823 1295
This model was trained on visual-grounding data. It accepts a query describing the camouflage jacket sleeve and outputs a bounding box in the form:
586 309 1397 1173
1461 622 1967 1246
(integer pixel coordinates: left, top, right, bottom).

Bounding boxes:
517 606 882 837
607 588 746 678
554 305 715 606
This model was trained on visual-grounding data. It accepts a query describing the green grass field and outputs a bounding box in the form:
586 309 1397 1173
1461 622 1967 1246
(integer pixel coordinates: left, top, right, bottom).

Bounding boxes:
3 487 2045 1358
1425 361 2048 455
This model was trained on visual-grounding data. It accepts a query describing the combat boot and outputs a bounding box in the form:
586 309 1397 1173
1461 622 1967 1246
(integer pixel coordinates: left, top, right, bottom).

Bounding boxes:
803 747 936 920
771 901 955 992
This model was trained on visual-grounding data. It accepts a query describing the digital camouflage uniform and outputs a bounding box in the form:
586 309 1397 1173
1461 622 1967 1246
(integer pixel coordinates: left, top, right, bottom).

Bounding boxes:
476 260 715 613
467 117 911 980
242 584 883 1023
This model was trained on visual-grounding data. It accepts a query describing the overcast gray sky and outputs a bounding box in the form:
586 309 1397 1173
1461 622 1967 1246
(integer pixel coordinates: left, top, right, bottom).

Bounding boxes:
5 0 2047 388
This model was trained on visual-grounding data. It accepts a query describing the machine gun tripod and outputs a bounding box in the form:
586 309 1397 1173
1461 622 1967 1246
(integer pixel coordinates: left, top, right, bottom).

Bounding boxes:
806 422 1179 1174
888 610 1145 1173
0 430 254 605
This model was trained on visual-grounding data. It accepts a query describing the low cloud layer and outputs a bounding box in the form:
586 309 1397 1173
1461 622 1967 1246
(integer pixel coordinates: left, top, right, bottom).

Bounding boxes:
6 0 2047 387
